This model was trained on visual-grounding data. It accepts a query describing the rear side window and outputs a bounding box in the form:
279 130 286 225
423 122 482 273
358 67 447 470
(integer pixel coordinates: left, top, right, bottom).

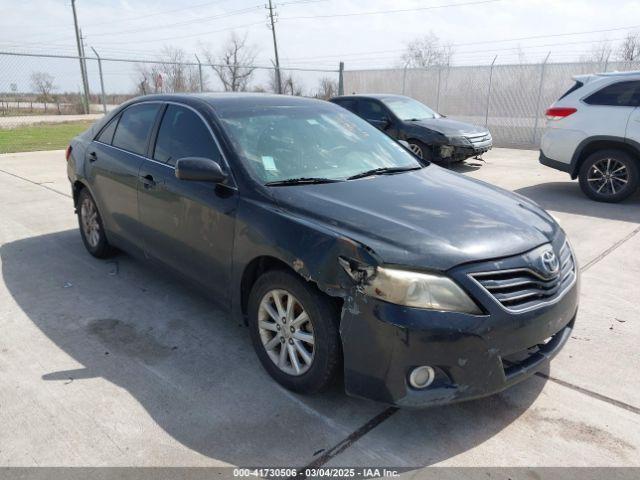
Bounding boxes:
558 81 583 100
153 104 220 167
112 103 161 155
334 99 358 113
96 115 119 144
584 81 640 107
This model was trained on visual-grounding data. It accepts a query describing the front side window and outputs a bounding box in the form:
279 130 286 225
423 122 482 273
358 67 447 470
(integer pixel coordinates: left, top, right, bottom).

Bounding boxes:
112 103 161 155
217 104 422 183
154 105 220 166
381 97 440 121
584 81 640 107
358 100 387 121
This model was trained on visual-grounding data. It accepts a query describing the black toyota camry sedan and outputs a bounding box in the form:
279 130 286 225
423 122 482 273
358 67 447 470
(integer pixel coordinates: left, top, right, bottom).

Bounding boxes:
330 94 492 163
67 93 578 407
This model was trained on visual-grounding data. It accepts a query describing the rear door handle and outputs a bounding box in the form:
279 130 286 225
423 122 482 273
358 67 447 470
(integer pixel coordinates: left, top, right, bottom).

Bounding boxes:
140 174 156 189
88 151 97 162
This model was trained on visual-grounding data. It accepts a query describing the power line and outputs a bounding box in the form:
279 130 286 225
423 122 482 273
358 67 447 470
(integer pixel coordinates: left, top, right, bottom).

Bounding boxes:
85 4 264 38
280 0 504 19
91 21 266 46
281 24 640 62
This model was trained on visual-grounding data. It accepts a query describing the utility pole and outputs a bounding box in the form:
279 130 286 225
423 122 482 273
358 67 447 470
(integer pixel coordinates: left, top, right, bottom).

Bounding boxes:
266 0 282 94
71 0 90 113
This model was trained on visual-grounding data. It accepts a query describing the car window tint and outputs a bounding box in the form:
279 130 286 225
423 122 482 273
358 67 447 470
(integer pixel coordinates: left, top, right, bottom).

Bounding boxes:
359 100 386 121
96 115 119 144
335 99 358 113
112 103 161 155
153 105 220 167
584 81 640 107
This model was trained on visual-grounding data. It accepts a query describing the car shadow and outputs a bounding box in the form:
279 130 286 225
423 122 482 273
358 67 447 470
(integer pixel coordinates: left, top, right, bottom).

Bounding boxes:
444 160 485 173
1 229 546 467
515 182 640 222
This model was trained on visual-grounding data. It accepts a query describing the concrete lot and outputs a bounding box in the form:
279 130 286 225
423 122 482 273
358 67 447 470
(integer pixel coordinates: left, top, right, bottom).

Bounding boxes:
0 148 639 469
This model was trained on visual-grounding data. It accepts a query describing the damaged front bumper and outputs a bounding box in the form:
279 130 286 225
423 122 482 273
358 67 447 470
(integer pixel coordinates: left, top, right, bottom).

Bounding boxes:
339 264 578 408
438 133 493 162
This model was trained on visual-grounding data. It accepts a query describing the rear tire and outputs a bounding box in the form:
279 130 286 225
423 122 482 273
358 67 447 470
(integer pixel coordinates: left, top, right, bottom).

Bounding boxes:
578 149 639 203
248 269 341 394
77 188 116 258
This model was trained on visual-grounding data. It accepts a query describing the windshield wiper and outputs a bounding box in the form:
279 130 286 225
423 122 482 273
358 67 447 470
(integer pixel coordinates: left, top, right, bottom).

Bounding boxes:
347 166 422 180
265 177 343 186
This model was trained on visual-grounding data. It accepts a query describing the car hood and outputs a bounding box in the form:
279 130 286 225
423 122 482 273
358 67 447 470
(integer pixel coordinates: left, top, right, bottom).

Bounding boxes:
409 117 487 137
269 166 558 271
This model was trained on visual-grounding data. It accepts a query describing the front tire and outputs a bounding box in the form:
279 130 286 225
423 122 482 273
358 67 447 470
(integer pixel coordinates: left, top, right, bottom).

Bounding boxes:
578 149 639 202
407 139 432 161
77 188 115 258
248 269 341 394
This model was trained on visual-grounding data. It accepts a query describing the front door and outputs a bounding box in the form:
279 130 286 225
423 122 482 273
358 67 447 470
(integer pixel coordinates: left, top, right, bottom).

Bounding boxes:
137 103 238 301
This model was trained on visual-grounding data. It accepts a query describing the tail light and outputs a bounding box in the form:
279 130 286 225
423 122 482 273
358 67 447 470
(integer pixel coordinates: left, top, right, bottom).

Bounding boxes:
545 107 577 120
65 145 72 161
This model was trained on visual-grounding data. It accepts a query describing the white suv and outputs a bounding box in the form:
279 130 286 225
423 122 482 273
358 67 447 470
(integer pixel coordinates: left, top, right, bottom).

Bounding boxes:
540 71 640 202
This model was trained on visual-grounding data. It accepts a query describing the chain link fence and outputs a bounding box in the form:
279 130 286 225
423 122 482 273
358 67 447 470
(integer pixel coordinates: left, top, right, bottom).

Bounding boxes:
0 50 342 133
2 49 639 152
344 60 640 148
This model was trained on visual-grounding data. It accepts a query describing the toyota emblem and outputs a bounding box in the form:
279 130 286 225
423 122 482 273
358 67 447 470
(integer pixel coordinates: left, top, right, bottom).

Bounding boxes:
540 250 560 276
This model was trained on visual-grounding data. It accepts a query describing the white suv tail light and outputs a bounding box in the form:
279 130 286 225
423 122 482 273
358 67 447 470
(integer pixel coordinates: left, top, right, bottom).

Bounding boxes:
545 107 577 120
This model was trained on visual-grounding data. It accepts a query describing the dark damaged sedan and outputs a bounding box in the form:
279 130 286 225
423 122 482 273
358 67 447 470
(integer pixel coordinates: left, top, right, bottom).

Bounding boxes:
330 94 492 162
67 93 578 407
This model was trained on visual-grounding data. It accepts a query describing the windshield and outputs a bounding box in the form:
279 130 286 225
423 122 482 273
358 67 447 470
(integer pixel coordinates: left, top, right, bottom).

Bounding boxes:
382 97 440 121
216 104 422 183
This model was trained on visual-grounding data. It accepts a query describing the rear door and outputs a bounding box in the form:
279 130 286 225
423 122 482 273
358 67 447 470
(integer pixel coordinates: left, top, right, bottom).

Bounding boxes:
137 103 238 300
88 102 162 249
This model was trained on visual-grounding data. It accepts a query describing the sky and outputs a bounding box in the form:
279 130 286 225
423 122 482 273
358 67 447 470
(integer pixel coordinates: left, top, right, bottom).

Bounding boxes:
0 0 639 94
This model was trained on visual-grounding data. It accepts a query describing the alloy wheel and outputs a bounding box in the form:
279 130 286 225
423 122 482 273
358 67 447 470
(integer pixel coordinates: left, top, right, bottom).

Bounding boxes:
587 158 629 196
258 289 315 376
80 196 101 248
409 143 423 159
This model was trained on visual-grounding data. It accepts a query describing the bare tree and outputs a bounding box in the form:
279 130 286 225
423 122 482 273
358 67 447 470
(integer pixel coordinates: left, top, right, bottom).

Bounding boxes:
401 32 454 68
202 32 257 92
315 77 338 99
30 72 56 102
581 39 613 65
135 46 202 94
618 31 640 62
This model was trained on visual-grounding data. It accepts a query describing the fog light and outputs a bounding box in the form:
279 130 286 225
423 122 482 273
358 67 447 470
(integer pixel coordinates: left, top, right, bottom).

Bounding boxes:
408 366 435 389
440 145 454 158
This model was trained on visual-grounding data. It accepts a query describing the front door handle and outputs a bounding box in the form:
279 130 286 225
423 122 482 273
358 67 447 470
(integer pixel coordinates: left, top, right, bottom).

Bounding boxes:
140 174 156 189
88 151 97 162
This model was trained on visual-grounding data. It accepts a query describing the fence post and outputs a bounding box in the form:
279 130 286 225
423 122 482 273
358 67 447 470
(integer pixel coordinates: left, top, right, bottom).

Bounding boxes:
195 54 204 92
91 47 107 114
401 66 408 95
532 51 551 145
435 65 442 112
338 61 344 95
484 55 497 127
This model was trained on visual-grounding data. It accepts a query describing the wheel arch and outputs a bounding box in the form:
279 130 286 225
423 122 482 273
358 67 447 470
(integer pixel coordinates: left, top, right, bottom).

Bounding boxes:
570 136 640 179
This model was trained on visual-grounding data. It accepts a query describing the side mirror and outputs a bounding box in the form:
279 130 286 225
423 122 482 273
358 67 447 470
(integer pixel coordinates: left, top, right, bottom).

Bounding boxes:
175 157 227 183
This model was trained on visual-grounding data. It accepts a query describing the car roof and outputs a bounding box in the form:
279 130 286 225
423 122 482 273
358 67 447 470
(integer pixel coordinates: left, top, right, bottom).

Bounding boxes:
331 94 409 101
573 70 640 83
129 92 329 109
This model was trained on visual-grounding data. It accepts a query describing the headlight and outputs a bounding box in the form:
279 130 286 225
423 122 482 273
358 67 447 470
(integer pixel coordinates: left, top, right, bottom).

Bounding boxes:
362 267 482 314
448 136 471 147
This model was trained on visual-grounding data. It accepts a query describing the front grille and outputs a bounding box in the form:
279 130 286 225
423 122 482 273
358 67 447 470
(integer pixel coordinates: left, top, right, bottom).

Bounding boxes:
470 242 576 312
465 132 492 147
